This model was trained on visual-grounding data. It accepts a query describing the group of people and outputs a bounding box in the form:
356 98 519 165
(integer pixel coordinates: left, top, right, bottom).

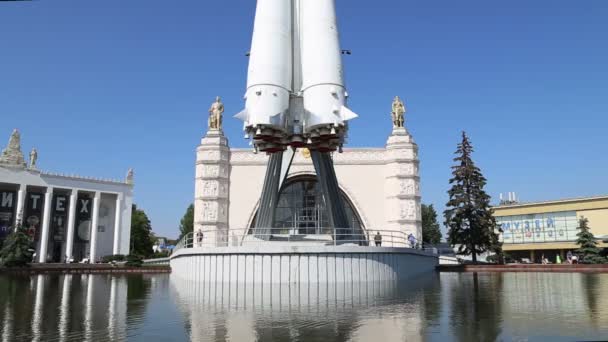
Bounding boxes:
192 230 419 248
539 250 579 264
373 231 418 248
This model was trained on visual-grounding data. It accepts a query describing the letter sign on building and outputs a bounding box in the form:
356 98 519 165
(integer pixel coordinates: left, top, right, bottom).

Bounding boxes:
51 194 69 242
0 190 17 240
75 195 92 242
25 192 44 241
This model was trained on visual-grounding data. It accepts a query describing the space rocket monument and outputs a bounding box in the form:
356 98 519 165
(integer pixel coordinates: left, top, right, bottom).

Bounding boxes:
237 0 359 240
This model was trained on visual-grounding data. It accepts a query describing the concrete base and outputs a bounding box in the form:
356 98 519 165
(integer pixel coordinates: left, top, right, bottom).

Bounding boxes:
170 245 438 284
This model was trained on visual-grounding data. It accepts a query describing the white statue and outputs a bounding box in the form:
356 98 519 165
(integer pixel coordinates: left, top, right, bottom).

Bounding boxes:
208 96 224 130
0 129 27 168
126 168 134 184
391 96 406 128
29 148 38 169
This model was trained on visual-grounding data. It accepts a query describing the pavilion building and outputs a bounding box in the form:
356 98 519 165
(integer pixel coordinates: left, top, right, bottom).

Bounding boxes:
494 195 608 262
0 129 133 263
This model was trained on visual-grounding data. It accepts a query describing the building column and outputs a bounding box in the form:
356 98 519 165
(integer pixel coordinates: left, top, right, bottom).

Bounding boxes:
64 190 78 262
38 188 53 263
530 250 536 263
14 184 26 228
89 192 101 263
112 195 122 255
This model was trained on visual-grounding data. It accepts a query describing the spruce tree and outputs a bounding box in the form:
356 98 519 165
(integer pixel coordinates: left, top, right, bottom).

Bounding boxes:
130 205 155 258
421 204 442 245
575 217 605 264
444 132 500 263
179 204 194 239
0 222 34 267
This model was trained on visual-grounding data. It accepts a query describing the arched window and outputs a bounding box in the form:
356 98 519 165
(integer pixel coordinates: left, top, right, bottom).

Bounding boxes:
250 176 363 235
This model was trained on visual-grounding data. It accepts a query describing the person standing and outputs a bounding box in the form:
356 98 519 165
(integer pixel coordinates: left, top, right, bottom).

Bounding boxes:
408 233 416 248
567 250 573 264
196 231 203 247
374 232 382 246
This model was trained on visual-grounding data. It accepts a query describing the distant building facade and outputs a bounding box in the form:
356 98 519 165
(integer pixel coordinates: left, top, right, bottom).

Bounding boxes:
0 129 133 263
494 195 608 262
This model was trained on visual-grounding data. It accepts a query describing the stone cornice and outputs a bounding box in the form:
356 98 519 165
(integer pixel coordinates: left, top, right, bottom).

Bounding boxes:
41 171 132 187
229 148 420 166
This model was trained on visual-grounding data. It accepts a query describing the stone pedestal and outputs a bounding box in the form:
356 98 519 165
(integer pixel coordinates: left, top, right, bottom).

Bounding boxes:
384 127 422 245
195 129 230 247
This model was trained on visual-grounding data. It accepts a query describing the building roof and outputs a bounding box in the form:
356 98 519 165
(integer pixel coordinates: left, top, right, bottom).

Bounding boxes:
495 194 608 209
0 129 133 187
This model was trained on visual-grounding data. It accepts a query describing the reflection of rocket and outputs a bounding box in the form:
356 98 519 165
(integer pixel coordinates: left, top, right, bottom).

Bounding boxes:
236 0 358 153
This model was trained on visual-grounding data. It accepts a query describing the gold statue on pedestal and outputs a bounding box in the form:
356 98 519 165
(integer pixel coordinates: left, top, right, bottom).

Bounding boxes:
391 96 406 128
208 96 224 130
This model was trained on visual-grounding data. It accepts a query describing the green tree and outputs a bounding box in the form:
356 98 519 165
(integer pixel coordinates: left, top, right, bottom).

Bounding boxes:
444 132 501 263
421 204 442 245
179 203 194 239
130 205 154 258
576 217 605 264
0 223 34 267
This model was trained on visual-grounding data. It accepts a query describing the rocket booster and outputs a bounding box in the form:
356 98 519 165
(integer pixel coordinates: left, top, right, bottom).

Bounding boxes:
236 0 357 153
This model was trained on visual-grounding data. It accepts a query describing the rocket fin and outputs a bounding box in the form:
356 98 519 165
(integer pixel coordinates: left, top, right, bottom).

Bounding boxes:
340 106 358 121
234 109 249 122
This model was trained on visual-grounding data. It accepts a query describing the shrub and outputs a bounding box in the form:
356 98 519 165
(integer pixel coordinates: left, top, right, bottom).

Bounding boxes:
101 254 126 263
151 251 169 259
486 252 514 264
0 224 34 267
125 254 143 267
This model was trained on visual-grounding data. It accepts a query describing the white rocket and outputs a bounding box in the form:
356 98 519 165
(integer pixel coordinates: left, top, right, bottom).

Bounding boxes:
236 0 358 153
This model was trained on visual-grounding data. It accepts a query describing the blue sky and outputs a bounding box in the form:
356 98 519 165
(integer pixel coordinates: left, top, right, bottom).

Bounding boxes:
1 0 607 238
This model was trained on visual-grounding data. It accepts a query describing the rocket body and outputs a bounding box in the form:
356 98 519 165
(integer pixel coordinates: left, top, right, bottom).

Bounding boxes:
237 0 357 153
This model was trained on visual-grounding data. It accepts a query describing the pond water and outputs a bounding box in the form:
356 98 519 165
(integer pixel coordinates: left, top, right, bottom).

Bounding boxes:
0 272 607 341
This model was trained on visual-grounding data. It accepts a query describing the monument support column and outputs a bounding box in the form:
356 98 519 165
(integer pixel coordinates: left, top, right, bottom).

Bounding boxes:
65 190 78 261
15 184 26 227
384 126 421 247
89 192 101 262
39 187 53 263
195 128 230 247
112 194 122 255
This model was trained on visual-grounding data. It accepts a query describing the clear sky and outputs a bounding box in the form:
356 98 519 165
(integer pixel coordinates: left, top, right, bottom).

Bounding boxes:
1 0 607 238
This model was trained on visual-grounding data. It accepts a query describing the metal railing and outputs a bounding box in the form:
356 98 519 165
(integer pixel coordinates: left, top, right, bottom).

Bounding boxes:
172 228 429 255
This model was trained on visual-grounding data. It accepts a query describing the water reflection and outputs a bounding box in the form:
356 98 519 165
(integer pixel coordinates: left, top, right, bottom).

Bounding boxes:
0 272 607 341
0 274 158 342
171 274 439 342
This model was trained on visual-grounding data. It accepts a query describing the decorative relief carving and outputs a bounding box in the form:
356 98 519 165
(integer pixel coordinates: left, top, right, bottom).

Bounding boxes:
230 151 269 164
202 181 219 197
331 150 386 164
399 179 419 195
204 165 219 177
399 200 417 220
385 148 416 161
398 163 420 176
202 201 218 221
203 151 220 161
230 148 389 165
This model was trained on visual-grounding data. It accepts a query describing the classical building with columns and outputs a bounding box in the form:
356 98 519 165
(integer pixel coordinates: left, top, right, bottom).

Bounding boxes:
194 97 421 245
0 129 133 263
